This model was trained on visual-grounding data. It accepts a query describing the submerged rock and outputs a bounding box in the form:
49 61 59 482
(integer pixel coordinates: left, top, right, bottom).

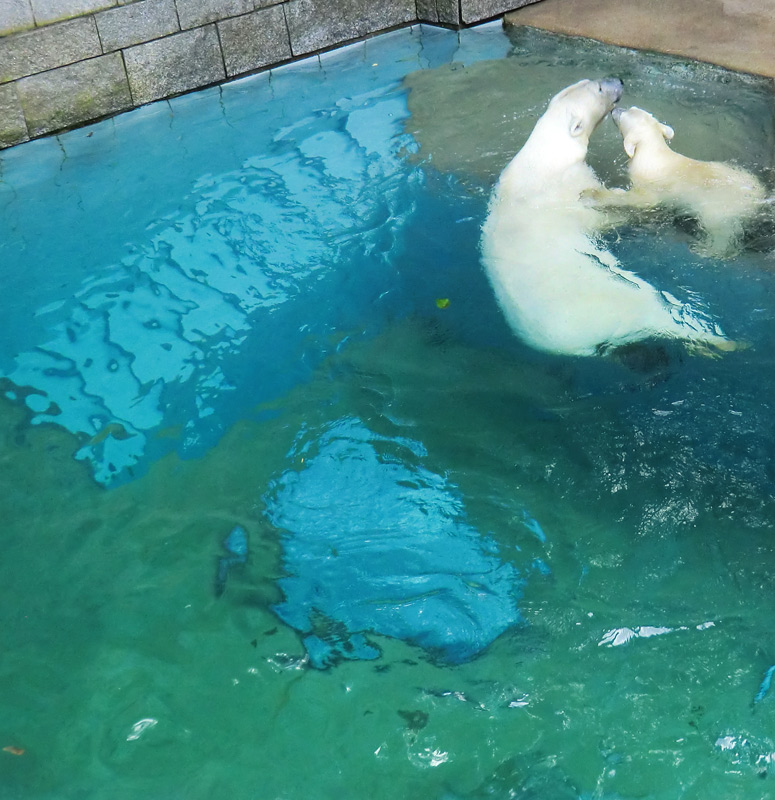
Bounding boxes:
214 525 248 597
264 417 526 668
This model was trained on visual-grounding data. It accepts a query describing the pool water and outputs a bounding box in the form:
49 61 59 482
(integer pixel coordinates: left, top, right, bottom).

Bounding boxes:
2 21 775 799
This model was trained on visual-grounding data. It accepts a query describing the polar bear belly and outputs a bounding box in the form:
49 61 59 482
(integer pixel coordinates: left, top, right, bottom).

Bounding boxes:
482 206 688 356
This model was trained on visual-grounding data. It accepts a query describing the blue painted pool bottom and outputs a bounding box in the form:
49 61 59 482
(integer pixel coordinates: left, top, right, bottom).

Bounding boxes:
2 21 775 799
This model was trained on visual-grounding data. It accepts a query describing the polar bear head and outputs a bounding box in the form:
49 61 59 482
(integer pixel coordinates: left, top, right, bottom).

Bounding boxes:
546 78 624 144
497 77 623 197
611 106 675 158
517 78 623 174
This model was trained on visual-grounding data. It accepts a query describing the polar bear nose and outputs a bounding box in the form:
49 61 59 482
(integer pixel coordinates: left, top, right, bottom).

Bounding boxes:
600 77 623 103
611 107 624 123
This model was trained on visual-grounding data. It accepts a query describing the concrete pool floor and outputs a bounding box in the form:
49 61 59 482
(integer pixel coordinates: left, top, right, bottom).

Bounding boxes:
505 0 775 79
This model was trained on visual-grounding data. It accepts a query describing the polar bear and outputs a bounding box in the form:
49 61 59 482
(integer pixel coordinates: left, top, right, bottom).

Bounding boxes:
480 79 735 357
592 105 767 256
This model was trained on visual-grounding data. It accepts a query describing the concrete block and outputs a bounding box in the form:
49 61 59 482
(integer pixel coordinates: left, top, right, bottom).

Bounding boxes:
16 52 132 136
123 25 226 105
461 0 537 24
218 6 291 77
0 17 102 84
95 0 179 51
0 0 35 37
0 82 29 147
30 0 117 25
415 0 460 25
286 0 415 55
176 0 253 29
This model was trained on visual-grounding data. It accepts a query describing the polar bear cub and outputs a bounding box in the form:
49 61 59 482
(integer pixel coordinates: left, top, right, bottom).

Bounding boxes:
600 105 766 255
480 79 734 357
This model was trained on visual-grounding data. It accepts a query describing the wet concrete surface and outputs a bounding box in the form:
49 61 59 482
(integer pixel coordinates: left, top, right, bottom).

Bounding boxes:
505 0 775 78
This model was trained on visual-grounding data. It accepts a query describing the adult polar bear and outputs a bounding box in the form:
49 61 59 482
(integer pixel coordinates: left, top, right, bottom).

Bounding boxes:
480 78 735 357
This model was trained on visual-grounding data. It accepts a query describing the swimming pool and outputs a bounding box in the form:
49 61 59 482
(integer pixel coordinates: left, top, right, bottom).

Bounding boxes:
2 21 775 799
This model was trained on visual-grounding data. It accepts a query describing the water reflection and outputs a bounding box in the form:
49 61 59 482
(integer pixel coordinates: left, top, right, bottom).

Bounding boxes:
264 417 528 667
2 93 416 484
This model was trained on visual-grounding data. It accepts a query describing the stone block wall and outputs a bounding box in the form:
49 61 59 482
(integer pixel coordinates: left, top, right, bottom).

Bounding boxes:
0 0 540 149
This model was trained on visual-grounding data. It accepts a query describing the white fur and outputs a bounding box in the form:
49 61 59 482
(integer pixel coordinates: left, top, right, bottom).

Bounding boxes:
603 105 766 255
481 80 734 357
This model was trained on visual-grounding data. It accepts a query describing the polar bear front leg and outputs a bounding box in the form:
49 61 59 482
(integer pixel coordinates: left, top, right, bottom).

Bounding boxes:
691 216 744 259
580 186 655 229
580 185 659 209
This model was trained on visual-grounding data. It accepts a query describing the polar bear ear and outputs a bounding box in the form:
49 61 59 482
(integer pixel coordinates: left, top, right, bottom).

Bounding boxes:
659 122 675 141
569 115 585 137
623 137 637 158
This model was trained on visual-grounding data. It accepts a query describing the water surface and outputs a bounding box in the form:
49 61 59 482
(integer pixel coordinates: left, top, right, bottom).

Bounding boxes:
1 22 775 800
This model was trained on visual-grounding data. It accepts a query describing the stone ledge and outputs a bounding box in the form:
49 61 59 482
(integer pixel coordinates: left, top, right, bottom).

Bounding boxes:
0 82 28 146
16 51 132 136
218 6 292 77
96 0 180 51
285 0 415 56
0 1 36 37
30 0 118 26
463 0 537 24
123 24 226 105
0 0 550 150
416 0 460 26
177 0 253 30
0 16 102 84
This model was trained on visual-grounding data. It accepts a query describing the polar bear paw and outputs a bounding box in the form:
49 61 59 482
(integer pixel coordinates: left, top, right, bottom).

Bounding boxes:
579 186 626 207
685 338 749 359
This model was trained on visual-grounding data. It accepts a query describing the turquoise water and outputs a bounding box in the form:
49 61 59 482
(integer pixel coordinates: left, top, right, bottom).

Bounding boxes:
1 21 775 799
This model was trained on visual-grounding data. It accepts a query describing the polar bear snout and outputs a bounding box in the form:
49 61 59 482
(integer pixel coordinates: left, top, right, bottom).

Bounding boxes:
610 106 674 146
599 77 623 106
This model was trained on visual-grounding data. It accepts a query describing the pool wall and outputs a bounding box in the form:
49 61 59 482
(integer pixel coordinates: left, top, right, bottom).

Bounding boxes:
0 0 541 149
